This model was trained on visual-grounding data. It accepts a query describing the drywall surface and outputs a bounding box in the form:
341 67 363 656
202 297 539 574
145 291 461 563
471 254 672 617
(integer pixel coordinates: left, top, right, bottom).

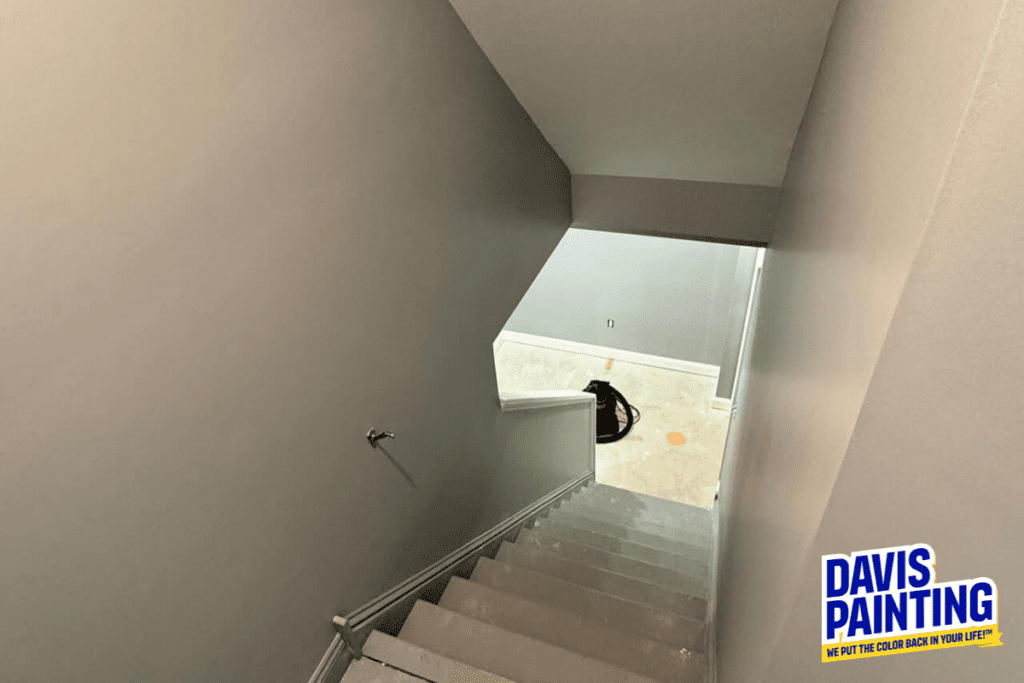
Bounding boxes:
572 175 780 245
714 0 1008 681
448 0 839 186
503 229 755 374
765 2 1024 679
713 249 757 399
0 2 575 682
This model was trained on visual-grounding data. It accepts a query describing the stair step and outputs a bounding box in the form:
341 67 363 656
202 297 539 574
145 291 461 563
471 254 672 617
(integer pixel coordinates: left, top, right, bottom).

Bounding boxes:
361 630 514 683
517 529 706 597
581 484 714 531
496 541 707 622
561 497 714 546
548 506 711 562
529 521 708 589
340 657 424 683
471 557 704 650
399 600 667 683
438 578 706 683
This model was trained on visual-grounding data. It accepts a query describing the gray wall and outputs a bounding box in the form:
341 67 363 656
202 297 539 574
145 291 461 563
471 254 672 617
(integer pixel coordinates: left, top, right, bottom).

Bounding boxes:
572 174 781 246
714 0 1010 681
0 2 580 682
504 229 757 390
714 249 758 400
765 3 1024 679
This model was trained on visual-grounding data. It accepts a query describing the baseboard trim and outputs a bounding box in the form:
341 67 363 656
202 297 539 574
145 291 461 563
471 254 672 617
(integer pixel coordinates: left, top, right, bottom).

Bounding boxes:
710 397 732 412
497 330 720 379
307 471 595 683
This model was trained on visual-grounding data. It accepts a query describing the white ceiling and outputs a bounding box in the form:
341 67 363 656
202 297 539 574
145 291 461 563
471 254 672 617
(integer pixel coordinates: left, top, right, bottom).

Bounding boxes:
449 0 839 187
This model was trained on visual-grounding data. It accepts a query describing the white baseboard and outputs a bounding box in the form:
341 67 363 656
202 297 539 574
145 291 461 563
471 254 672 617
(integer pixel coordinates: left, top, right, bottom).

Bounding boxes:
497 330 720 379
710 397 732 412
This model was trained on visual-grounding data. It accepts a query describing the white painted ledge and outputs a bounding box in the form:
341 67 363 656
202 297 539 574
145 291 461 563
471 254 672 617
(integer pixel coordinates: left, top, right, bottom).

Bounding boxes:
498 389 596 412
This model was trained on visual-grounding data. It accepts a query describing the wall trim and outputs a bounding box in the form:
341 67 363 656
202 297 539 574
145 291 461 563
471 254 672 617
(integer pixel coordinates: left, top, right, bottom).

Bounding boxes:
307 471 595 683
497 330 721 379
499 389 594 412
499 389 596 474
710 397 732 412
706 502 721 683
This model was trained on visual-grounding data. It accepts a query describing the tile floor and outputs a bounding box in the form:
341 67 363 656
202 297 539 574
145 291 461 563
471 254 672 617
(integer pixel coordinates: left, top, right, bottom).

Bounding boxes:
494 340 730 509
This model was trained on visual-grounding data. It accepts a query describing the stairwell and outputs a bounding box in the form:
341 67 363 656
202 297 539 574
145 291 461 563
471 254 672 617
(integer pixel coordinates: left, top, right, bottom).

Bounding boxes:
340 482 716 683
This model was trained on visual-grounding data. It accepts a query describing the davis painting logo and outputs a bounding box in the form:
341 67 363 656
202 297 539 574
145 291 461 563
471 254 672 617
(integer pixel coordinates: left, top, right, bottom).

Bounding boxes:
822 543 1002 662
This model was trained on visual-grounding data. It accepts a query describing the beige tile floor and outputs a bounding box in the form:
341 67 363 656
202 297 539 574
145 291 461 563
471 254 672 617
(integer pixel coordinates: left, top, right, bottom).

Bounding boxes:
494 340 730 509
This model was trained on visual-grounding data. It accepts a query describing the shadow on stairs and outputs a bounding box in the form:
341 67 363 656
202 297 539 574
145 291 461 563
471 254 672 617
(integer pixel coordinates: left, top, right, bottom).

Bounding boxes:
341 482 714 683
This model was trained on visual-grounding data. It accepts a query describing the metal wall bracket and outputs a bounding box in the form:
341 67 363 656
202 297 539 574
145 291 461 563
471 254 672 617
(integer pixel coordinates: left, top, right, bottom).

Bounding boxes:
367 429 395 449
332 616 363 659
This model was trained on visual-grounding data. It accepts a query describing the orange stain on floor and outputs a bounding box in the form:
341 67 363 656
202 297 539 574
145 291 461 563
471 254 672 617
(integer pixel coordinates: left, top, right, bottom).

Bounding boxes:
667 432 687 445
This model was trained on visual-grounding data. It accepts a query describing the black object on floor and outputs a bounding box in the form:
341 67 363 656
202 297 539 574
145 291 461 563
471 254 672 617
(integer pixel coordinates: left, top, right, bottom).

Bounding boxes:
582 380 636 443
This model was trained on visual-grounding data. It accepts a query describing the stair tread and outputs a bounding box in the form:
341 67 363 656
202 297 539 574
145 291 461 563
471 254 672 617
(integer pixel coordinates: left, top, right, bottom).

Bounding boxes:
562 498 714 545
548 507 711 560
340 657 425 683
439 578 705 683
399 600 669 683
471 557 704 650
362 630 515 683
578 485 714 533
496 541 707 621
524 525 707 594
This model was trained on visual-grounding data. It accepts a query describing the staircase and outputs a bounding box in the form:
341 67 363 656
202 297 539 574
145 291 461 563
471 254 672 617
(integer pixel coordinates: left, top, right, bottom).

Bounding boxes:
340 482 715 683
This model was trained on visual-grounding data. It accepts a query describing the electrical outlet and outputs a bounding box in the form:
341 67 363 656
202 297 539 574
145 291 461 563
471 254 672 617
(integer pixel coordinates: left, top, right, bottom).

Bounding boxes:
607 319 614 328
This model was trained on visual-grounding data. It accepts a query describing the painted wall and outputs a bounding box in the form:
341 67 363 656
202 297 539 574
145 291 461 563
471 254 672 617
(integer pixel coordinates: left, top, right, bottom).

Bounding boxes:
503 229 757 388
714 0 1009 681
714 249 758 400
765 3 1024 678
572 174 780 245
448 0 840 186
0 2 578 682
